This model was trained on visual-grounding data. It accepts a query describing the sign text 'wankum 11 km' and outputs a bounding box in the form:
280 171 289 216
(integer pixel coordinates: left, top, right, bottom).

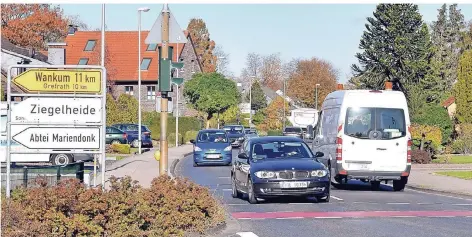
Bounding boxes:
13 69 102 93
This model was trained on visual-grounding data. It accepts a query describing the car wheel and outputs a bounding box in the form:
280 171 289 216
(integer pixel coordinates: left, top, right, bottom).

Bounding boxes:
317 195 330 203
131 139 139 148
393 177 407 191
111 140 121 145
371 181 381 190
247 178 258 204
231 174 241 198
51 154 72 166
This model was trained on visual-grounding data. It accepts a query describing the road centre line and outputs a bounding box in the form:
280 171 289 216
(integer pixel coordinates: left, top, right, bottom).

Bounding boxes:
236 232 260 237
330 195 343 201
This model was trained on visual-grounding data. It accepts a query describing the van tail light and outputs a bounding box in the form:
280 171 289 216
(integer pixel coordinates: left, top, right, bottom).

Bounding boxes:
336 137 343 161
143 132 150 136
407 140 412 163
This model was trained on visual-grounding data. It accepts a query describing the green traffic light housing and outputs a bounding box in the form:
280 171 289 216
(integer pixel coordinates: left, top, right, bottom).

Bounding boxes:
158 46 184 92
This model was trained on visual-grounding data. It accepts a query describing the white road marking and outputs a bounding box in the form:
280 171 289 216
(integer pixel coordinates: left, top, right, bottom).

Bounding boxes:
221 189 232 191
387 203 410 205
451 203 472 206
218 176 230 179
314 217 342 219
276 217 304 220
392 216 415 218
406 188 472 201
228 203 249 206
417 203 435 205
330 195 343 201
237 232 260 237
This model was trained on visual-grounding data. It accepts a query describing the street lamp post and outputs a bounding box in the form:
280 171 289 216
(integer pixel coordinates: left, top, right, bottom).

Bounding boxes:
138 7 150 155
283 77 286 130
249 75 256 127
315 83 320 110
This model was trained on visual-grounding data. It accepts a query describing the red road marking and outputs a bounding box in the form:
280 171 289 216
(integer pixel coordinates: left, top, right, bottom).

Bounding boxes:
232 211 472 219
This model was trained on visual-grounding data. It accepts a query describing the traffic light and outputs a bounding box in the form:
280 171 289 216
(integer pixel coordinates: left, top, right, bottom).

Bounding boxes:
158 46 184 92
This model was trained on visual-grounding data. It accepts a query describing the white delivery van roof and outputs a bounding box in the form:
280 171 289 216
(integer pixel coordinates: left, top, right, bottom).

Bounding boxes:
323 90 408 109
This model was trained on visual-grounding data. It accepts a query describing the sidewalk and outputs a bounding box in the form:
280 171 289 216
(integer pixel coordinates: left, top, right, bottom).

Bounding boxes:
408 164 472 197
93 145 193 188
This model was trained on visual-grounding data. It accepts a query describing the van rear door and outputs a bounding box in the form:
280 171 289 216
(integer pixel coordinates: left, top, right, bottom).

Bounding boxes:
342 107 407 172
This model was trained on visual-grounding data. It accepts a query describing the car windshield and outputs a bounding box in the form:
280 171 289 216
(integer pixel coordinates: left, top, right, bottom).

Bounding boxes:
251 141 313 159
284 127 301 133
224 126 243 134
344 107 406 140
197 131 228 143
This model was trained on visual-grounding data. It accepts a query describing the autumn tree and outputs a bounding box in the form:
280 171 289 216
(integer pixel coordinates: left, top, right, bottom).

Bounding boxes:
287 57 338 109
184 72 240 128
246 80 267 111
187 18 216 72
1 4 69 50
351 4 433 95
261 53 284 91
245 53 263 78
262 96 290 130
454 49 472 124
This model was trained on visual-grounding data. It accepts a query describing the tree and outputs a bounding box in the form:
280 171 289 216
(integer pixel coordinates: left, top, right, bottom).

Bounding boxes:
66 14 89 30
184 72 240 128
351 4 433 96
287 57 338 108
245 53 262 78
246 80 267 111
260 53 284 91
213 45 232 77
412 104 454 144
187 18 216 73
1 4 69 50
455 49 472 124
262 96 290 130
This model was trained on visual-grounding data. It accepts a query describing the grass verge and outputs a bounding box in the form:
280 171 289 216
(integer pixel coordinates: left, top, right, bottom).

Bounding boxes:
435 171 472 180
432 155 472 164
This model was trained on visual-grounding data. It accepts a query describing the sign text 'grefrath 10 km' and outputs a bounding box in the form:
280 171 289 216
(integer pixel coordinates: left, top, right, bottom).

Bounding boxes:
12 69 102 93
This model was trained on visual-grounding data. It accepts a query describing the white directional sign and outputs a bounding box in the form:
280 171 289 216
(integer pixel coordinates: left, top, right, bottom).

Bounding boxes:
12 126 100 150
145 5 188 44
11 98 102 124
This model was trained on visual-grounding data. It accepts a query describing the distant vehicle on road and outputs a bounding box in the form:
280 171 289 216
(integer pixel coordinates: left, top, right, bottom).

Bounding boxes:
190 129 232 167
244 132 259 141
282 126 303 139
231 136 329 204
223 125 245 148
312 88 411 191
105 126 128 145
112 123 152 148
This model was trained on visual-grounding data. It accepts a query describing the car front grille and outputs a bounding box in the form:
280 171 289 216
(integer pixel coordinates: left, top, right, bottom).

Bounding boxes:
276 171 310 179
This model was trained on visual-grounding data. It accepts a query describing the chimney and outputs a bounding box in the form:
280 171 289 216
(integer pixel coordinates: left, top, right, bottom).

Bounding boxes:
47 42 67 65
336 84 344 90
385 81 393 90
68 25 77 35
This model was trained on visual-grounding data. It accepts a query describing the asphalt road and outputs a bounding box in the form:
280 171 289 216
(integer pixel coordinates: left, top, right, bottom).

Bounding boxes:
176 149 472 237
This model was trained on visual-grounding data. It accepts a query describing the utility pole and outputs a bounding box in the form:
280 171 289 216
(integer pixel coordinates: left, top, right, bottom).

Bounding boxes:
283 77 286 130
315 83 320 110
160 5 170 176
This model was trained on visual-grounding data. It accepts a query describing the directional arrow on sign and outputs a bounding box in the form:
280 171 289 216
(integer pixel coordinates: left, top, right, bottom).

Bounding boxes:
13 69 102 93
12 126 101 150
145 4 188 44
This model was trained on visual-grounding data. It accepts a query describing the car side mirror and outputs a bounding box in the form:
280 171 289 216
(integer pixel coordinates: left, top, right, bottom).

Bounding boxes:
314 151 324 158
190 139 195 144
238 153 248 159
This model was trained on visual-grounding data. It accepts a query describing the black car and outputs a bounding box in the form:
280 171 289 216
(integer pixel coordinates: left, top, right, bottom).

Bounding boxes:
283 126 303 138
223 125 245 148
231 136 330 204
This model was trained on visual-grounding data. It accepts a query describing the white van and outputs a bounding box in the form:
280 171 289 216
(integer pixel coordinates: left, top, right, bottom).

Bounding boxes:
1 102 92 165
312 88 411 191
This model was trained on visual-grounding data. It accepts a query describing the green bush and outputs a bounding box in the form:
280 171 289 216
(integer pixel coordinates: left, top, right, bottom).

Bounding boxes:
167 133 183 147
185 130 199 143
267 130 283 136
1 176 226 236
144 112 201 140
110 144 131 154
412 104 453 144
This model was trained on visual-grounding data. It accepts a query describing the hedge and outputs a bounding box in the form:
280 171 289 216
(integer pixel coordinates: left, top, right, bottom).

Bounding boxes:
143 112 202 140
167 133 182 147
185 130 199 143
267 130 283 136
110 144 131 154
1 176 225 236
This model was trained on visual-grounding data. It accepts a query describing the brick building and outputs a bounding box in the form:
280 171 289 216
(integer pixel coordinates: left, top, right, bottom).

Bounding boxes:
45 27 202 116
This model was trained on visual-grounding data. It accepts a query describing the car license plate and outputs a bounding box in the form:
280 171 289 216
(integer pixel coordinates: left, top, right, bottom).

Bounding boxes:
349 163 370 170
206 154 220 159
280 181 308 189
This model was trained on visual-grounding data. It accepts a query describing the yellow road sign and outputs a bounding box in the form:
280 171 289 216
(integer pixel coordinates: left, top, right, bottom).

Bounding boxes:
13 69 102 93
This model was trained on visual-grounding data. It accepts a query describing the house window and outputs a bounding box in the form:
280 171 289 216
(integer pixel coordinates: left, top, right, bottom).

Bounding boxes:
84 40 96 51
140 58 152 70
78 58 89 65
125 86 134 96
146 44 157 51
147 86 156 100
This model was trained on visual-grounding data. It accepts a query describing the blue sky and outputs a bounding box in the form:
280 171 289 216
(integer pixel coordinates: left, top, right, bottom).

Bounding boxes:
60 4 472 82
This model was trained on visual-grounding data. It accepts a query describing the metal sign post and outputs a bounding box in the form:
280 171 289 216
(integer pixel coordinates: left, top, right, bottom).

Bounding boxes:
5 65 107 198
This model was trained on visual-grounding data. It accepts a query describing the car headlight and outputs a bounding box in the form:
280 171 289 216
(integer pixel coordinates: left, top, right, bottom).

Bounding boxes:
311 170 328 177
194 146 202 152
223 146 232 151
254 171 276 179
238 137 244 141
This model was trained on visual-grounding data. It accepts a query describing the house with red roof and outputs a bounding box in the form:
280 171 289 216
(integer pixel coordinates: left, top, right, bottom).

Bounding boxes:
45 26 202 116
441 96 456 119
